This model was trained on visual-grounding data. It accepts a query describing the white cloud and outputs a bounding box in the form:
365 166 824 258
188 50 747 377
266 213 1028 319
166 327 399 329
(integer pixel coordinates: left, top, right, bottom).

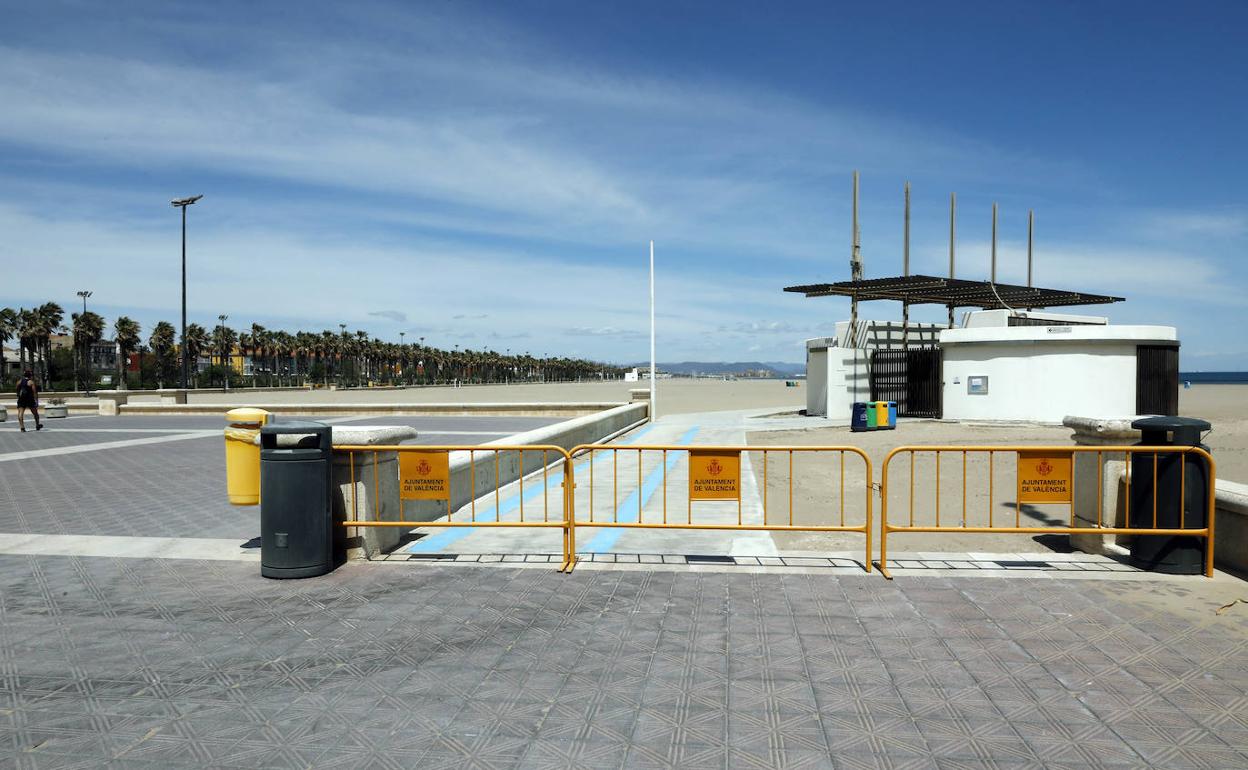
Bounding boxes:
564 326 644 338
720 320 839 335
368 310 406 323
1145 210 1248 238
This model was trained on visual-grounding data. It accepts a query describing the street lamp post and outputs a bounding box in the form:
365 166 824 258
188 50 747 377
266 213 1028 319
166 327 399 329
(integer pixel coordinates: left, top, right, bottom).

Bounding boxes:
338 324 347 387
75 290 92 394
218 313 229 393
399 331 406 385
171 195 203 391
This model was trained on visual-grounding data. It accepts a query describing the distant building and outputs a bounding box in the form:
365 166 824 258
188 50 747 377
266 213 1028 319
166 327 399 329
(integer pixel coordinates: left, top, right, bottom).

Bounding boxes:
1 346 20 378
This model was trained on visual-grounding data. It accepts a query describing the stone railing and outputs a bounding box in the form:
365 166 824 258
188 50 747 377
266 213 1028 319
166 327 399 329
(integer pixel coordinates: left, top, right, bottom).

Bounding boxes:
341 402 648 559
96 389 187 415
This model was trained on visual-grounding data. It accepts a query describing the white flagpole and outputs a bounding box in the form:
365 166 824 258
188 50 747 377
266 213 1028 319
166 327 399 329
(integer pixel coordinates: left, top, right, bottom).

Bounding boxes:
649 240 656 422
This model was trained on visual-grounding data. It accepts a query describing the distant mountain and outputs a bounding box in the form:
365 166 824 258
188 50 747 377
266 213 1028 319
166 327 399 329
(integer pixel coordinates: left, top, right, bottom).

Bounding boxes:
627 361 805 377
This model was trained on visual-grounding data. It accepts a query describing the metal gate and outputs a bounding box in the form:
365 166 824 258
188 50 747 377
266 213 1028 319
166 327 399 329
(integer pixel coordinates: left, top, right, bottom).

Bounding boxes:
1137 344 1179 416
871 347 942 418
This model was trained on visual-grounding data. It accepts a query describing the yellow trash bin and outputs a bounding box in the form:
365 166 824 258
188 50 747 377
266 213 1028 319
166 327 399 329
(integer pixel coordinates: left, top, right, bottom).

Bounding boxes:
224 408 270 505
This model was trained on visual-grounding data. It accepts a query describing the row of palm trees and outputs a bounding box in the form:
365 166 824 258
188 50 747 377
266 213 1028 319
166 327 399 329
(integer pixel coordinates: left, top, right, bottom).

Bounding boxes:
1 304 622 390
0 303 143 390
224 323 622 387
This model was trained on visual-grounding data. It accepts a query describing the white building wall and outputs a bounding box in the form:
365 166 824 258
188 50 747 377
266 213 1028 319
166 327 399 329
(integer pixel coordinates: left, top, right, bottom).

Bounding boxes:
940 325 1178 423
805 347 828 415
825 348 871 419
961 309 1108 327
805 321 944 418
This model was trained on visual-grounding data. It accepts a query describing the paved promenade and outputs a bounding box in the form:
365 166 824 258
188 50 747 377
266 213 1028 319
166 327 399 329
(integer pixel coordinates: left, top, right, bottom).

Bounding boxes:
3 410 1247 768
3 556 1247 769
0 414 561 541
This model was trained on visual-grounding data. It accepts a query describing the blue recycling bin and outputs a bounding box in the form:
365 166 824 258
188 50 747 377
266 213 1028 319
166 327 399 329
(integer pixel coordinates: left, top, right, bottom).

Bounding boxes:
851 402 870 432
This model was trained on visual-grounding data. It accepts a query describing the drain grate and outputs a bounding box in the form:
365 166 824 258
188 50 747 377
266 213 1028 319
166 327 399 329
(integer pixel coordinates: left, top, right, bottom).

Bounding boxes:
408 553 456 561
993 560 1050 569
685 554 736 565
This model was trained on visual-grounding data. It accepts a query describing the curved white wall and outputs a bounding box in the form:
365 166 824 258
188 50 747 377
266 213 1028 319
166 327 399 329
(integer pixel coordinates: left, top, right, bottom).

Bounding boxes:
940 325 1177 423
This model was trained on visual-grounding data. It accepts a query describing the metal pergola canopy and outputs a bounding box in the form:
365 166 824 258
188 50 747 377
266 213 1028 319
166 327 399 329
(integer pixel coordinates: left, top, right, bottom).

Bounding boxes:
783 274 1124 309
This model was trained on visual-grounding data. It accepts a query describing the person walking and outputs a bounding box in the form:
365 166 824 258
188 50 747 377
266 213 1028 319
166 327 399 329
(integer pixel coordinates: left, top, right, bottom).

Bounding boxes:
15 369 42 432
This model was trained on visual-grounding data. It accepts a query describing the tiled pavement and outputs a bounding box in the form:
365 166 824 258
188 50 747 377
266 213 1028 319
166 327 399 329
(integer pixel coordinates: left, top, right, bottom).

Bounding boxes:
0 415 563 541
0 435 257 540
3 555 1247 769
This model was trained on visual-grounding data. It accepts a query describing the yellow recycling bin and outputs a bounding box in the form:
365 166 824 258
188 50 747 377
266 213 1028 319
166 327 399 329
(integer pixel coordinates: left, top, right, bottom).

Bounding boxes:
224 408 270 505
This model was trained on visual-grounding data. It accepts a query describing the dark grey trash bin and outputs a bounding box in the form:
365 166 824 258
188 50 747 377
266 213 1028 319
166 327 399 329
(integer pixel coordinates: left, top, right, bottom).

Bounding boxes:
1128 416 1212 575
260 420 341 578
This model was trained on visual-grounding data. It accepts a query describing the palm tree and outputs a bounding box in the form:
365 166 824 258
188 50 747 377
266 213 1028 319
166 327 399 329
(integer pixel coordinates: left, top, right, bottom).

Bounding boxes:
273 331 294 385
16 309 35 373
0 307 16 385
354 330 368 386
113 316 141 390
149 321 177 388
34 302 63 385
182 324 209 388
293 331 313 384
248 324 267 385
211 323 237 388
73 311 105 392
237 332 254 383
320 330 338 386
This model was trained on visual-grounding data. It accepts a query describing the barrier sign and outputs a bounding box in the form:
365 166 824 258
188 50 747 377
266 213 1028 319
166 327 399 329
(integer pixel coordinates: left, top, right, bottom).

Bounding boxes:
1016 450 1073 504
399 451 451 500
689 450 741 501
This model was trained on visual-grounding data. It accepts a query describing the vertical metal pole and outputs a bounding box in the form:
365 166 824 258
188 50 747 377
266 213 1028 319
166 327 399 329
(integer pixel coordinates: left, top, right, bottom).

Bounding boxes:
947 192 956 328
902 181 910 351
180 204 188 391
1027 209 1034 286
850 171 861 345
902 182 910 277
851 171 862 281
991 202 998 284
649 240 656 422
1027 209 1034 310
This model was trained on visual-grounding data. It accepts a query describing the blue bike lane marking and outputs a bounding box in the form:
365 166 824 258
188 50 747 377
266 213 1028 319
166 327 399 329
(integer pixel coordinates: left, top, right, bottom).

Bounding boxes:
580 425 700 554
407 423 660 553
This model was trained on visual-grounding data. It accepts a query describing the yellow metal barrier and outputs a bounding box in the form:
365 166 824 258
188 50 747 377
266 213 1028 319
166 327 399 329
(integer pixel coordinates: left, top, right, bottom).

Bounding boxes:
878 445 1216 579
565 444 873 573
333 444 577 571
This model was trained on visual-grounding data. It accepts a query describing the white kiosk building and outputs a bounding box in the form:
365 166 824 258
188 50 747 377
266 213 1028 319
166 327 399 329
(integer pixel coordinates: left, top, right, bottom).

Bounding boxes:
791 276 1179 424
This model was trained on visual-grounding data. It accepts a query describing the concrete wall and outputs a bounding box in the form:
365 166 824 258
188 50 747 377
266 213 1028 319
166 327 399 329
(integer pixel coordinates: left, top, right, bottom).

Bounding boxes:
826 348 871 420
806 347 827 416
352 402 648 556
120 401 627 418
1214 481 1248 577
942 325 1177 423
963 309 1108 327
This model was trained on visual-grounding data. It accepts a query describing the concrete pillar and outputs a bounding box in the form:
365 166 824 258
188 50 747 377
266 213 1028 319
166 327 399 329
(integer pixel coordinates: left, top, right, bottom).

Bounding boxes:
157 389 188 405
96 390 129 416
329 426 418 559
1063 416 1142 554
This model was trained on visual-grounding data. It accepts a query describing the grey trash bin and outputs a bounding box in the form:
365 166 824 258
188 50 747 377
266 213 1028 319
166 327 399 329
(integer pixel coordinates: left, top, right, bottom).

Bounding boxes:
260 420 341 578
1128 416 1212 575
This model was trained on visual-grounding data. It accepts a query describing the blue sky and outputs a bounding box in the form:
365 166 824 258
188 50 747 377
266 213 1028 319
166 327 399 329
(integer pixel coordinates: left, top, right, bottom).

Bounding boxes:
1 1 1245 366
